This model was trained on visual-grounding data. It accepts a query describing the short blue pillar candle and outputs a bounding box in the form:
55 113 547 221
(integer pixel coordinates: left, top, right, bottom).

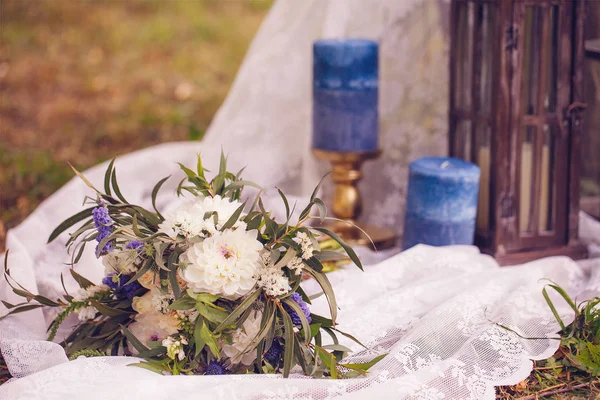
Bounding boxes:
313 39 378 152
403 157 481 250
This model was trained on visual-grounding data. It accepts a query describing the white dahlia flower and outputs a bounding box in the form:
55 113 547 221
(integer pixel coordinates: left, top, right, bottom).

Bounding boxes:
159 195 245 239
222 310 262 365
180 229 263 299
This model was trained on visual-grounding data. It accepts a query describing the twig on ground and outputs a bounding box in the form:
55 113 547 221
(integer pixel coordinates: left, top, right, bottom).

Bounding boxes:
515 380 599 400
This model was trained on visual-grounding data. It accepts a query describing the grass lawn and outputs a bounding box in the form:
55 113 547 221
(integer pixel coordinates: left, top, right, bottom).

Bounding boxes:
0 0 272 251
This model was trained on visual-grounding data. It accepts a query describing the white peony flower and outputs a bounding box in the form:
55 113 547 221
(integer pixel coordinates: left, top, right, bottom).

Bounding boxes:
180 228 263 299
158 195 245 239
222 310 262 365
77 306 97 321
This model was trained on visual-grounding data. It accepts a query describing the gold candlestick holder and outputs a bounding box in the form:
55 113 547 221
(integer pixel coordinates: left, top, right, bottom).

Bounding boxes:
312 149 397 250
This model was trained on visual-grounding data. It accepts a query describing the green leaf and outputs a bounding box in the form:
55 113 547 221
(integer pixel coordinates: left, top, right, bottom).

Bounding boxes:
120 324 150 353
195 302 228 324
281 308 296 378
33 295 61 307
48 207 96 243
321 344 353 352
222 180 262 194
151 176 170 221
70 269 95 289
247 214 263 231
282 297 311 344
277 188 290 220
90 300 129 317
542 286 567 331
332 327 368 349
136 346 167 359
313 198 327 223
312 227 363 271
104 159 115 196
178 163 197 181
310 173 330 202
110 168 128 203
315 346 337 378
303 256 324 273
309 323 322 339
194 318 206 356
196 154 206 179
169 296 196 310
129 361 167 375
167 248 183 299
315 250 347 262
341 354 387 371
0 304 44 321
213 290 261 333
220 202 246 231
273 248 297 270
303 269 337 324
69 163 100 194
310 313 334 328
190 292 220 304
242 307 275 357
1 300 16 309
298 201 314 223
200 322 220 358
125 257 154 285
544 282 579 314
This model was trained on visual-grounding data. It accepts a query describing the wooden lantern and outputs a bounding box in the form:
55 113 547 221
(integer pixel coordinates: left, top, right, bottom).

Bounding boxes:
449 0 588 265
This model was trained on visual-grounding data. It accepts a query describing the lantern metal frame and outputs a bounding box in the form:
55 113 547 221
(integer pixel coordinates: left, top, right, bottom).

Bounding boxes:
449 0 588 265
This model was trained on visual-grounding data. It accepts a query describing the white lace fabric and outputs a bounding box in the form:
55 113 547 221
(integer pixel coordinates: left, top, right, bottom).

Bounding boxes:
1 0 600 398
1 243 598 400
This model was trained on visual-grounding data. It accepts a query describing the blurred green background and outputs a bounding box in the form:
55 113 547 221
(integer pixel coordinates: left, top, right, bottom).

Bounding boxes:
0 0 273 250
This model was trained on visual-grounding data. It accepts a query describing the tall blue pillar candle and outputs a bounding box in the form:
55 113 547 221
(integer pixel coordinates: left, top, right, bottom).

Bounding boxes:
313 39 378 152
403 157 481 250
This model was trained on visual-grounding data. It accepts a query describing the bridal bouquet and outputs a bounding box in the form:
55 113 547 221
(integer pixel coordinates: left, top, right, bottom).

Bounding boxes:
2 153 382 378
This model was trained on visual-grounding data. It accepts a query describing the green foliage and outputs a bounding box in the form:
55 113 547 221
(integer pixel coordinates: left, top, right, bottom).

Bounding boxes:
498 282 600 398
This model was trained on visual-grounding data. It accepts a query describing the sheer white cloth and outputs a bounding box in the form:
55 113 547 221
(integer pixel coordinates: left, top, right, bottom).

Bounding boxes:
1 0 600 399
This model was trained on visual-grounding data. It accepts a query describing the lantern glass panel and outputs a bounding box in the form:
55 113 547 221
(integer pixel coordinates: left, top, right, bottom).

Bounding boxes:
476 124 491 231
520 126 537 233
539 124 556 232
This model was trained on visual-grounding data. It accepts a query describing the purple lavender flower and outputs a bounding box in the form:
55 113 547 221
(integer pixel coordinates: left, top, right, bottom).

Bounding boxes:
102 274 143 300
92 203 114 256
126 240 143 251
204 361 227 375
264 338 283 366
284 292 312 326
